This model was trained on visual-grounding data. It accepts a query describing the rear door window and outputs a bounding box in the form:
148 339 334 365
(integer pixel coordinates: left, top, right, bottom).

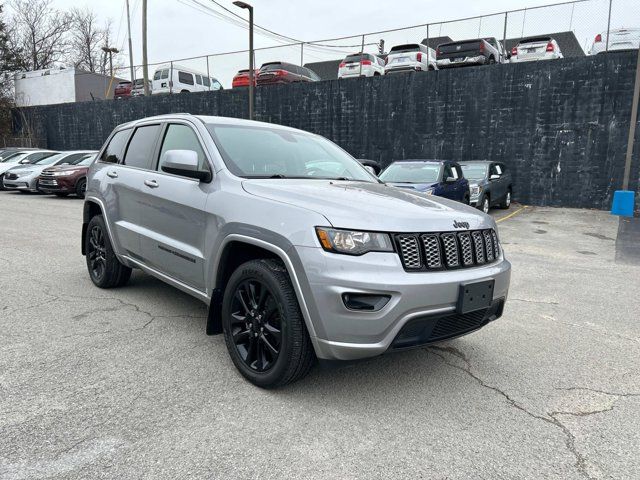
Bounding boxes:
195 74 203 85
123 125 161 170
178 71 194 85
158 124 208 174
100 129 131 164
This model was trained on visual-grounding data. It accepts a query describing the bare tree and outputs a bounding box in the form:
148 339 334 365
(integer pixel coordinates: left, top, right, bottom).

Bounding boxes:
9 0 72 71
67 8 119 74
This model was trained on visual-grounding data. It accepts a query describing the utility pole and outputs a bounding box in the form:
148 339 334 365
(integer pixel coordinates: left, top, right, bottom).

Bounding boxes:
101 46 119 99
623 47 640 191
125 0 135 83
142 0 150 96
233 2 254 120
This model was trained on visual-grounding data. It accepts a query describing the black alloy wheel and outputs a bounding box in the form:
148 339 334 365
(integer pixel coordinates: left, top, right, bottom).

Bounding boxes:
229 279 282 372
87 224 107 283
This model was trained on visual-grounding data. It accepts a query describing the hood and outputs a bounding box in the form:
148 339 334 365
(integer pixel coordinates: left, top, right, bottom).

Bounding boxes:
5 163 49 174
43 164 88 174
0 162 24 175
387 181 438 192
242 179 491 232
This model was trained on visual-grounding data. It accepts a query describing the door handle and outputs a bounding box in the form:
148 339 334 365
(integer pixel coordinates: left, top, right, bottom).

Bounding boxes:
144 179 159 188
106 171 118 178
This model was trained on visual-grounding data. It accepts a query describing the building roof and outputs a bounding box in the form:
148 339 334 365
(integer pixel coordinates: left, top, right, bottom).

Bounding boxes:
504 31 585 57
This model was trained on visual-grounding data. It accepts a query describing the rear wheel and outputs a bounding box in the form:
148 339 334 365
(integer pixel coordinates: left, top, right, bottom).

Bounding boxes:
488 56 496 65
222 259 315 388
0 175 5 191
75 178 87 198
85 214 132 288
499 189 512 209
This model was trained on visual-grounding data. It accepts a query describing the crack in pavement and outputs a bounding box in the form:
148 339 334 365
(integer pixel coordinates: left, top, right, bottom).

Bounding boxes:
427 345 596 480
555 386 640 398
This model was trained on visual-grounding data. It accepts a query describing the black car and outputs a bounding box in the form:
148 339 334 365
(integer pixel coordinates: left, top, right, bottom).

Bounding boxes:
256 62 321 86
436 37 508 68
459 161 513 213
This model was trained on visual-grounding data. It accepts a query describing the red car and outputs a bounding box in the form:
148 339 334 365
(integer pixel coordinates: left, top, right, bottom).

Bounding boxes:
256 62 320 86
37 153 96 198
232 69 258 88
114 81 133 99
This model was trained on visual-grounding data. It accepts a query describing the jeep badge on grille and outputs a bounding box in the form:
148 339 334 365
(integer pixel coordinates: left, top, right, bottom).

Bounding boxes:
453 221 470 229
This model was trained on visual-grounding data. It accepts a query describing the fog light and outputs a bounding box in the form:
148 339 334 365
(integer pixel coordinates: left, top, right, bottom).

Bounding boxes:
342 293 390 312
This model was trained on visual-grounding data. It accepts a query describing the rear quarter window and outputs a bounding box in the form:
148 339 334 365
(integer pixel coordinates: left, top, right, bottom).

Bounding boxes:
100 129 131 164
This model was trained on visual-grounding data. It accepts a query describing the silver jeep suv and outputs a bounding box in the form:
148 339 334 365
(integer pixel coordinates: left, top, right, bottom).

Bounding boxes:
82 114 511 388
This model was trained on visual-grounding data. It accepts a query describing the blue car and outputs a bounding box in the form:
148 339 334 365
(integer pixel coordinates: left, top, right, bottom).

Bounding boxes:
379 159 470 204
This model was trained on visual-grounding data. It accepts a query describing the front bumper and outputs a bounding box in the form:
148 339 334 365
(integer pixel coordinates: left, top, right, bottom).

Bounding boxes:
294 246 511 360
37 176 75 193
437 56 486 68
3 175 38 192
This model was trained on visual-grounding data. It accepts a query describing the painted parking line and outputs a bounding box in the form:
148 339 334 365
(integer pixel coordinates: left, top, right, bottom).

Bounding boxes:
495 205 529 223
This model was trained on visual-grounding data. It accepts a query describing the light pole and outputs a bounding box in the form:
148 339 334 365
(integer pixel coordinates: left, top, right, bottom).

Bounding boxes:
101 46 119 78
233 1 254 120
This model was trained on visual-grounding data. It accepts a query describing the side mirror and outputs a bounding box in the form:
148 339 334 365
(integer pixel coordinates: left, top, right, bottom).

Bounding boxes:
161 150 211 182
363 165 377 176
358 159 381 175
490 174 500 180
19 159 31 164
445 176 457 183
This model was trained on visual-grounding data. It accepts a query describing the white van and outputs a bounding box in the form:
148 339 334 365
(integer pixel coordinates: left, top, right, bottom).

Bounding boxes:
152 64 223 94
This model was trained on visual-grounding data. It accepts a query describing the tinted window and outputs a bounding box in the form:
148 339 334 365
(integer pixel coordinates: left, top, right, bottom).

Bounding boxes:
260 63 285 72
158 124 208 173
178 71 194 85
123 125 161 170
203 76 210 87
54 152 86 165
389 44 421 54
101 129 131 163
195 74 202 85
27 152 55 163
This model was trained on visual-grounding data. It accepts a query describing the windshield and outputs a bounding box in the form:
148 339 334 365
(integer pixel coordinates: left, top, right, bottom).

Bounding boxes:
461 164 488 181
206 124 377 182
4 152 29 163
34 153 65 165
379 162 442 183
389 44 421 54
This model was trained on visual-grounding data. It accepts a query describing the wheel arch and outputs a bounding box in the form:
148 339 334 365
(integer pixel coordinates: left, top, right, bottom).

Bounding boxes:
206 235 319 346
81 199 103 255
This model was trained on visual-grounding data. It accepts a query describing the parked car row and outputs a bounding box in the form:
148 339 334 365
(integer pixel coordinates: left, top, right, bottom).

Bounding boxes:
376 159 512 213
0 148 97 198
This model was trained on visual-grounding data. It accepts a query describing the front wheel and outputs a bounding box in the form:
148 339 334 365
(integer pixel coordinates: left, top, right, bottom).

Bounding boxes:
222 259 315 388
85 214 132 288
480 196 490 214
75 178 87 198
499 190 512 209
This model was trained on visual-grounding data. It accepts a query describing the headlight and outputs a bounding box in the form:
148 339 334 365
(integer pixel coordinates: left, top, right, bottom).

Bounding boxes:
470 185 481 195
315 227 394 255
53 171 75 176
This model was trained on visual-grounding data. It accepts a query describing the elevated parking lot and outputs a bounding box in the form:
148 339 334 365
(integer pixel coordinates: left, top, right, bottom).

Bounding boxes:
1 192 639 479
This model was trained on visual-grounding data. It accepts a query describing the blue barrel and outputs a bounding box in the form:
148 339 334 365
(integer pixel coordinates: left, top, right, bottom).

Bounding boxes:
611 190 636 217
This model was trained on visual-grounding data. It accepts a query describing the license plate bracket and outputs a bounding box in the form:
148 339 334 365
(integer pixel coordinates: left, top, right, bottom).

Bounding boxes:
457 279 494 314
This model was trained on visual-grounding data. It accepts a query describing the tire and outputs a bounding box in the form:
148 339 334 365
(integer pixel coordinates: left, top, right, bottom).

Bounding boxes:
222 259 315 388
488 56 496 65
55 193 69 197
499 189 512 209
75 178 87 198
85 214 132 288
428 65 435 71
0 175 5 191
480 195 490 214
463 193 470 205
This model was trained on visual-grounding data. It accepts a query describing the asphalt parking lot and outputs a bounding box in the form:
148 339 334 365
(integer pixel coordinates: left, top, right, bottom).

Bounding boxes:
1 192 639 480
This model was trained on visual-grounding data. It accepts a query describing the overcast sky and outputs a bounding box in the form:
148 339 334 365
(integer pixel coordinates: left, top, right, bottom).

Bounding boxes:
9 0 639 85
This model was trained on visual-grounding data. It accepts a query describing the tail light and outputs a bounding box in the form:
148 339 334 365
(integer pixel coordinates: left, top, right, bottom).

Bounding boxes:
339 62 346 68
595 33 602 43
546 42 555 52
384 57 389 65
511 47 518 56
361 59 372 65
416 52 422 62
479 41 485 52
274 69 287 77
436 47 440 56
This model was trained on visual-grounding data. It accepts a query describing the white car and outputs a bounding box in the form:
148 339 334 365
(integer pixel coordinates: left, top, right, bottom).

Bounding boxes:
3 150 96 193
590 28 640 55
509 36 563 62
152 64 223 94
0 150 57 190
384 43 437 74
338 53 385 78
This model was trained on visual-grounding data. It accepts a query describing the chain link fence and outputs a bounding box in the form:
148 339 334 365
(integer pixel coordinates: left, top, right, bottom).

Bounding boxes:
104 0 639 93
